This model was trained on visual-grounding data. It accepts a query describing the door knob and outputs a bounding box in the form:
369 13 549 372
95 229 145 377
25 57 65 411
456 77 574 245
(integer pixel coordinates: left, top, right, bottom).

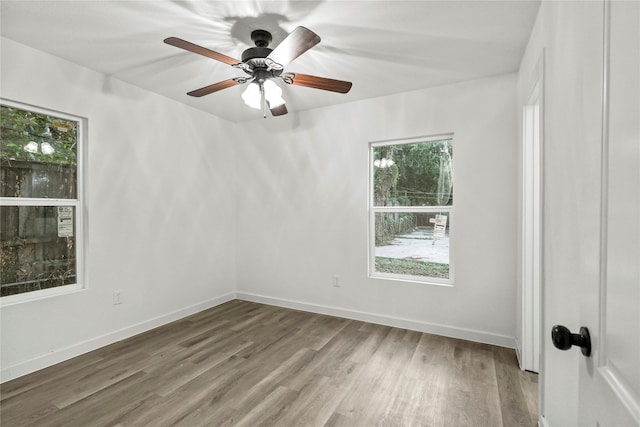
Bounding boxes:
551 325 591 357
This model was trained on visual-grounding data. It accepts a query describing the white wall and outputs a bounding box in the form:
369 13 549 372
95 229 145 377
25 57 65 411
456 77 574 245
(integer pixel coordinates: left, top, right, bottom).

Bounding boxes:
234 74 519 347
0 38 237 381
1 38 521 382
517 2 607 425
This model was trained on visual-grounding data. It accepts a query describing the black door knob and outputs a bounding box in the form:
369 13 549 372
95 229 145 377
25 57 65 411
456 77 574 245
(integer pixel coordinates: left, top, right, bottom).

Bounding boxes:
551 325 591 357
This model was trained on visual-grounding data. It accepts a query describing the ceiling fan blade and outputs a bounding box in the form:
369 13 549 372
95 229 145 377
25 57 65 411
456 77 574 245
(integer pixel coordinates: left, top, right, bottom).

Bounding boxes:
286 73 352 94
267 26 320 68
268 101 288 117
164 37 241 66
187 79 241 97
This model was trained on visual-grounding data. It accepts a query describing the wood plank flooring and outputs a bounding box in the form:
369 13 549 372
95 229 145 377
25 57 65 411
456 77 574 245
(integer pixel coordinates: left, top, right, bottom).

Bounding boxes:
0 300 538 426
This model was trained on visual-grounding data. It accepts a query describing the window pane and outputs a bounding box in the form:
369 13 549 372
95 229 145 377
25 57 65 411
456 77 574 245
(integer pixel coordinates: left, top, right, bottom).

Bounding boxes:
1 205 77 297
1 105 78 198
373 139 452 207
374 212 450 279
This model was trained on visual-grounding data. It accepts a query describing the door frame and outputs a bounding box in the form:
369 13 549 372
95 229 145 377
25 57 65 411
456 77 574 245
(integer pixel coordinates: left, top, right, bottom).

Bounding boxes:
521 52 545 376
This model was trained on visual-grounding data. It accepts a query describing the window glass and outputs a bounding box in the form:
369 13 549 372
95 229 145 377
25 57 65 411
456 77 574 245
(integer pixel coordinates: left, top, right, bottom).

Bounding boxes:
374 212 450 279
373 140 452 207
1 102 82 300
370 136 453 284
1 105 77 199
0 206 77 296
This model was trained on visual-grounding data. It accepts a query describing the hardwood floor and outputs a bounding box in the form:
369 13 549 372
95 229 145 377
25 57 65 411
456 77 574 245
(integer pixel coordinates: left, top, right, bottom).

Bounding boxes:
0 300 538 426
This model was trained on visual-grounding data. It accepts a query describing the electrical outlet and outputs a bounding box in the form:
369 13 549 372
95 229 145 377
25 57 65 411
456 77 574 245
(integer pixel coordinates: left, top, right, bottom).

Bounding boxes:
333 275 341 287
113 290 123 305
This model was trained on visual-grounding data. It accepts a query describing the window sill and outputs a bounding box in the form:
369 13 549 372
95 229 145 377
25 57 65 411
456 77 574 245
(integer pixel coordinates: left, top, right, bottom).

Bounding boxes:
369 273 454 287
0 284 86 307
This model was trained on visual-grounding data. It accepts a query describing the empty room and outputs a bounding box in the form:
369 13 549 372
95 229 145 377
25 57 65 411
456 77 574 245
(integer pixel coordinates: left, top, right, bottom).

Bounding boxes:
0 1 638 426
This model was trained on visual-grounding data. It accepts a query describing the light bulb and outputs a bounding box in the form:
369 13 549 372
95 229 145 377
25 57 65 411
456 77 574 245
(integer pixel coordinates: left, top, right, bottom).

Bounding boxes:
241 82 262 110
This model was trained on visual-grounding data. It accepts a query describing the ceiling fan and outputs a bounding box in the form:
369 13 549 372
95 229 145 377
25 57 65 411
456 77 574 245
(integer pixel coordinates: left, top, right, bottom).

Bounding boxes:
164 26 352 117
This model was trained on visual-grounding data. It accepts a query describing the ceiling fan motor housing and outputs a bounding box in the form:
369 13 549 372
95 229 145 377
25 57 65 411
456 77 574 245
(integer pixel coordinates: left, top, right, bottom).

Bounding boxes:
241 46 272 62
242 29 274 62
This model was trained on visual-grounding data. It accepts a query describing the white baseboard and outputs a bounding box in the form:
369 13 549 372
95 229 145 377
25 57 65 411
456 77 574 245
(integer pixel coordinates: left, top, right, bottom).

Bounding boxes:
539 415 549 427
0 292 236 383
236 292 516 349
3 291 517 383
515 337 524 369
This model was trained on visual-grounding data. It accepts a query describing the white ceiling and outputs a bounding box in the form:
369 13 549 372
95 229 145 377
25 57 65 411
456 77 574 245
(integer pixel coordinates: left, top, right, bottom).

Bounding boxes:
1 1 540 123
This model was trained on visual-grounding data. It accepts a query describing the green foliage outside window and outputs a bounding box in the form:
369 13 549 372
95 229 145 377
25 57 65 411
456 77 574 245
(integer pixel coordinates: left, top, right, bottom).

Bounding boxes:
1 105 77 166
373 139 453 207
373 139 452 245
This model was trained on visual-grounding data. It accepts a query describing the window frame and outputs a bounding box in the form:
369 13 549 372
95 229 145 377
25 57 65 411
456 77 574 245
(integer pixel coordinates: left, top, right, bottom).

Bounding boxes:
0 99 86 305
368 134 454 286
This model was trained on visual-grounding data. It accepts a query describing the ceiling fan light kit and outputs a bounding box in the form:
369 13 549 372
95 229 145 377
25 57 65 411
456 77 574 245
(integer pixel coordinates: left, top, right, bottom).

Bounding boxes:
241 79 285 110
164 26 352 118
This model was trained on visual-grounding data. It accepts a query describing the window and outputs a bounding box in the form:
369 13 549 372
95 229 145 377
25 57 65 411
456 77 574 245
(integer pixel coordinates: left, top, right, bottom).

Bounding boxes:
369 135 453 285
1 100 84 302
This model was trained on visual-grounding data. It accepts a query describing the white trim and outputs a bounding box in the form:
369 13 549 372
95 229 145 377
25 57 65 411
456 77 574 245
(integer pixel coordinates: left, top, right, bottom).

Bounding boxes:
370 133 455 147
370 272 453 287
521 63 543 374
236 292 516 349
597 0 611 366
1 291 518 383
372 206 452 213
514 336 523 370
0 283 85 307
539 414 549 427
537 47 547 421
0 198 79 206
599 365 640 424
0 292 236 383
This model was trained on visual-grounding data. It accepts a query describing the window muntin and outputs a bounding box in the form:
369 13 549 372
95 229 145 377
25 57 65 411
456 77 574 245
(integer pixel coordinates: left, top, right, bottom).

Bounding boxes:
369 135 453 285
1 101 84 301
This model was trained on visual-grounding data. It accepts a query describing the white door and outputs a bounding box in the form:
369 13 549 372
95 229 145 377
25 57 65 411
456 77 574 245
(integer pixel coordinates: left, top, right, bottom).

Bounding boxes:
576 1 640 425
543 1 639 425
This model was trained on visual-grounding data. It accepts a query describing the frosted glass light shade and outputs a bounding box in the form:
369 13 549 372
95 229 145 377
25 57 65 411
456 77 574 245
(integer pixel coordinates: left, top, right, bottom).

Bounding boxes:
263 79 285 107
241 82 261 109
